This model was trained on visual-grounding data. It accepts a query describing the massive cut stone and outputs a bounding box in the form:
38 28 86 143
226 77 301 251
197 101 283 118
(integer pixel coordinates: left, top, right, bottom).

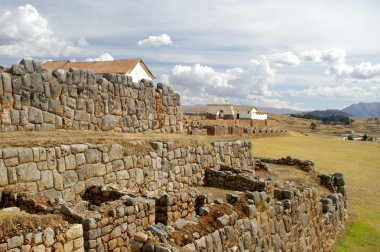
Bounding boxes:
101 115 117 130
63 170 78 189
108 144 123 161
85 149 102 164
0 162 8 186
28 107 43 123
30 73 44 92
16 163 40 182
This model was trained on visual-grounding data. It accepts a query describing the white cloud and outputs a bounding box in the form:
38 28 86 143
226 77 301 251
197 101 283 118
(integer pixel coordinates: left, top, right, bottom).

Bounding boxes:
300 50 322 62
85 53 114 62
0 4 85 57
285 85 379 98
137 33 173 48
267 51 301 67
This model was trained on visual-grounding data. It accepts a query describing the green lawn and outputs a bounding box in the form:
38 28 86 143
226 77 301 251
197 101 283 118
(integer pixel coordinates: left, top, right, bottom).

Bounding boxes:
252 134 380 251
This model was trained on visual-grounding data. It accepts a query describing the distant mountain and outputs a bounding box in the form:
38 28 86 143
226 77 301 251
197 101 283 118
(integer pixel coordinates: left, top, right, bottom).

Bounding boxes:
342 102 380 116
297 109 352 117
257 107 302 115
290 109 353 125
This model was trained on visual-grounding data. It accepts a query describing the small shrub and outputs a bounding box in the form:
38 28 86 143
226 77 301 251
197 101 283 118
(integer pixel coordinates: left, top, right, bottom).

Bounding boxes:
347 135 354 141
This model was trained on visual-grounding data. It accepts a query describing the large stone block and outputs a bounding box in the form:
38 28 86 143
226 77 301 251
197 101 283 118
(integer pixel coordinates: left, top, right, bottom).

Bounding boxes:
28 107 43 123
85 149 102 164
101 114 117 130
30 73 44 92
108 144 123 161
18 148 33 163
16 162 40 182
48 99 64 116
63 170 78 189
0 161 8 186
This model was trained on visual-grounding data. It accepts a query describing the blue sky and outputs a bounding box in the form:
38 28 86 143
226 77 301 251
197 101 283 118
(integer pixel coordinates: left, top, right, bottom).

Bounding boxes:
1 0 380 110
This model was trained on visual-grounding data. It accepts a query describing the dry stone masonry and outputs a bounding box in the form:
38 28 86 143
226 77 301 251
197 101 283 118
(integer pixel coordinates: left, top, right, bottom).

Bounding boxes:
0 59 182 133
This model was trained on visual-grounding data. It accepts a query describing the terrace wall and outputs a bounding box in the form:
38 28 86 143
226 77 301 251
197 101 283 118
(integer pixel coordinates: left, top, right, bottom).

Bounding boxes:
0 59 182 133
0 140 255 202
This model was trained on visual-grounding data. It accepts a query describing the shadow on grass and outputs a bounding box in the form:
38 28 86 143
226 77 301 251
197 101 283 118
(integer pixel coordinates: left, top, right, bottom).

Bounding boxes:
336 220 380 252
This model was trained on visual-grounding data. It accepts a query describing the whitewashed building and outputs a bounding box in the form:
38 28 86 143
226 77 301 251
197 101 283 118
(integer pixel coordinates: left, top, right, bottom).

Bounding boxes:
234 106 268 120
43 58 155 83
207 104 267 120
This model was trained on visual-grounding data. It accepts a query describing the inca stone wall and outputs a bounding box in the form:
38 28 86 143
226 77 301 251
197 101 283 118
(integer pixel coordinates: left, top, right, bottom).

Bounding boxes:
0 59 182 133
182 190 347 252
0 140 255 202
0 221 84 252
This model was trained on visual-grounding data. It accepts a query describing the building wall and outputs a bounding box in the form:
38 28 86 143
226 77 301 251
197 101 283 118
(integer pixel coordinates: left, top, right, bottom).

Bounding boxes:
251 113 267 120
127 62 152 83
207 105 234 118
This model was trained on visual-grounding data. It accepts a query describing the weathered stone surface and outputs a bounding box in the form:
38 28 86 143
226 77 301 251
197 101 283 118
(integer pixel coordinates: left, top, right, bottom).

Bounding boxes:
0 162 8 186
16 163 40 182
43 227 55 246
7 235 23 249
28 107 43 123
108 144 123 161
66 224 83 240
85 149 102 164
101 115 117 130
63 170 78 189
134 232 148 242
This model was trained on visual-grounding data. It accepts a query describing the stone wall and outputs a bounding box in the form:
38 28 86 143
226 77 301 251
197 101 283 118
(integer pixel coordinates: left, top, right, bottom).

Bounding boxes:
61 193 156 251
0 140 255 202
155 188 199 225
181 189 347 252
187 125 287 137
0 59 182 133
205 167 269 192
0 221 84 252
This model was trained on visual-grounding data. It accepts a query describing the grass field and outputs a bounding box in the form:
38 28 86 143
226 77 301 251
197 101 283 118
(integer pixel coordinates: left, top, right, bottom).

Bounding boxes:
269 114 380 138
252 133 380 251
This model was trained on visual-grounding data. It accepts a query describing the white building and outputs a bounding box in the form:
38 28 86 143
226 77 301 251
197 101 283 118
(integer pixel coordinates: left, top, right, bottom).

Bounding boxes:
207 104 235 119
234 106 268 120
42 58 155 83
207 104 267 120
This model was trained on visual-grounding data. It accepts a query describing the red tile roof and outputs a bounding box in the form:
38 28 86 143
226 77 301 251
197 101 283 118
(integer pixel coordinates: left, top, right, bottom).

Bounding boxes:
42 58 155 79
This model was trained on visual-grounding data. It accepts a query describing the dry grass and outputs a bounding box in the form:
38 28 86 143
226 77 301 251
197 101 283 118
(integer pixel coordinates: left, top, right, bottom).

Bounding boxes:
0 130 251 150
0 211 63 238
252 134 380 251
269 114 380 138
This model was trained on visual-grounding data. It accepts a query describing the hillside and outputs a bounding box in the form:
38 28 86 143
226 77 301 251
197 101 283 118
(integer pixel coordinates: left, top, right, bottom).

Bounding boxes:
343 102 380 116
269 114 380 137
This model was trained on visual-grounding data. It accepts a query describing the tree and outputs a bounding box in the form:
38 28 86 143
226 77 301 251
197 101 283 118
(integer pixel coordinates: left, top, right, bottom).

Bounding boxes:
362 134 368 141
310 122 317 130
347 135 354 140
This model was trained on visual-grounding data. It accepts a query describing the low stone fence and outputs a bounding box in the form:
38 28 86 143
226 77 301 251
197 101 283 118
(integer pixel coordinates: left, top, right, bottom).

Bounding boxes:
60 192 155 251
205 168 269 192
257 155 314 172
155 188 199 225
0 220 84 252
189 125 287 137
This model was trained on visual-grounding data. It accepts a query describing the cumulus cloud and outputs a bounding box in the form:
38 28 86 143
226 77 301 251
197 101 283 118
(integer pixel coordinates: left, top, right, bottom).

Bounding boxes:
285 85 380 98
266 51 301 67
0 4 86 57
137 34 173 48
85 53 114 62
300 49 322 62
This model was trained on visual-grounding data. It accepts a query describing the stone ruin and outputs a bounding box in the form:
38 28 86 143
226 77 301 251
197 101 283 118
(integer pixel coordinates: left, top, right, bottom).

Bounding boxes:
0 60 347 251
0 59 182 133
0 139 347 252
